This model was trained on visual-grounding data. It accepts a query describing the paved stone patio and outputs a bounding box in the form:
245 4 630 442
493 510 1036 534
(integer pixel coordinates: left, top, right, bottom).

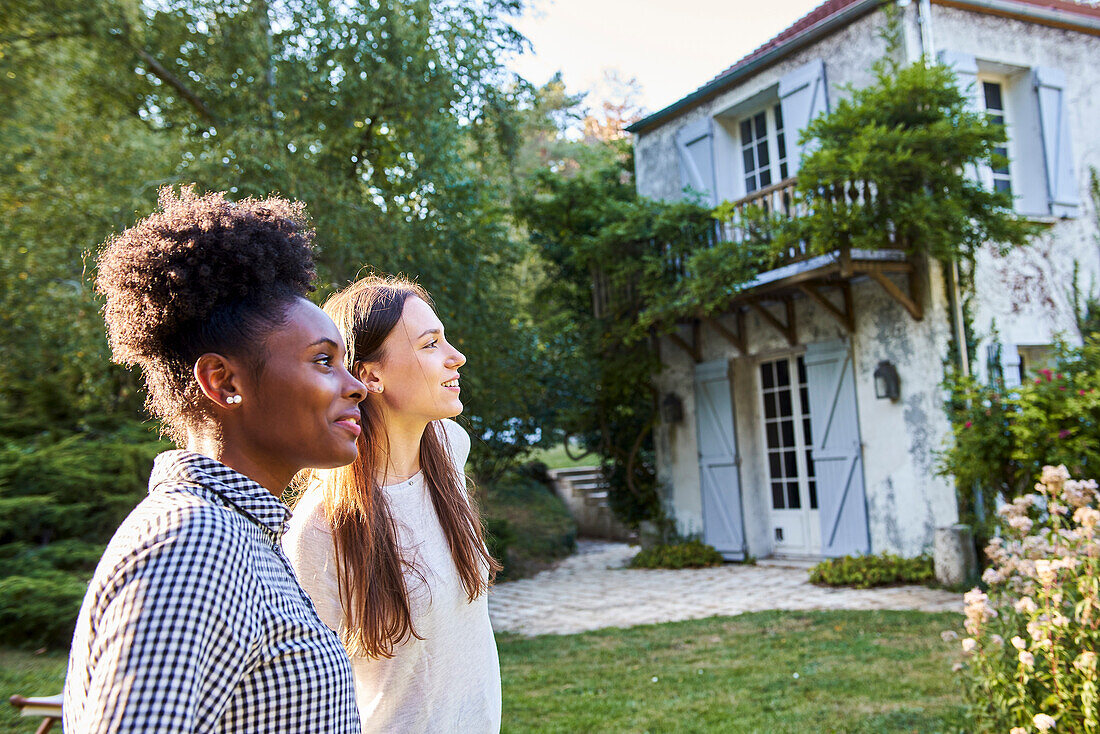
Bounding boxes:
488 540 963 636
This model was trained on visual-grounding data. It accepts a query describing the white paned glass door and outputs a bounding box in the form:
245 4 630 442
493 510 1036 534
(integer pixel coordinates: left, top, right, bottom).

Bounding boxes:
759 355 820 555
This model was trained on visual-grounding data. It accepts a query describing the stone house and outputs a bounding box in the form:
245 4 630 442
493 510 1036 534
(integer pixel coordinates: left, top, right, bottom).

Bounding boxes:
625 0 1100 560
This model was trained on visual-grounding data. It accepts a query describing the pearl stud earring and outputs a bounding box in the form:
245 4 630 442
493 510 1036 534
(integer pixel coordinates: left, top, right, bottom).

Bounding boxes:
227 395 242 405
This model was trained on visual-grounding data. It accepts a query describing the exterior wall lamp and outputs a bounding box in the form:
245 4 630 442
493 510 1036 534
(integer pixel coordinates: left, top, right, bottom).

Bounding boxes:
661 393 684 424
874 360 901 401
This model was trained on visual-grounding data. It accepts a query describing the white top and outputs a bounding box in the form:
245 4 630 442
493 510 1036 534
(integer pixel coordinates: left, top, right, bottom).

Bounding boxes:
283 419 501 734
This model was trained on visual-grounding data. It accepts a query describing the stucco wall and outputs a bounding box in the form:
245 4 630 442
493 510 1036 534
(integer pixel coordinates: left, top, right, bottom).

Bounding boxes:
634 9 894 204
641 2 1099 558
929 5 1100 369
653 257 958 558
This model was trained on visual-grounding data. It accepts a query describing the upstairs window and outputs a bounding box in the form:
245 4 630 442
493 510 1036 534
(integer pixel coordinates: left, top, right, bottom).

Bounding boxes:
738 104 789 194
982 80 1012 195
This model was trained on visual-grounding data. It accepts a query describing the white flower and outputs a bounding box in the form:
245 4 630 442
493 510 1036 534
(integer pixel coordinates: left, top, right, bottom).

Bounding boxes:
990 634 1004 646
961 638 977 653
1074 651 1098 672
1019 650 1035 667
1015 597 1038 614
1009 515 1034 534
1033 712 1056 731
940 630 959 642
1011 636 1027 650
1012 728 1028 734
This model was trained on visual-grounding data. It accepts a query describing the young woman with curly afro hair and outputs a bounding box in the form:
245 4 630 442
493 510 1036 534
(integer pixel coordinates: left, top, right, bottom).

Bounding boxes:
64 186 366 733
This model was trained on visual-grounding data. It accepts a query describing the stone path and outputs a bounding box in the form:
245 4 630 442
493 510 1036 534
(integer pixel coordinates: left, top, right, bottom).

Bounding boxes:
488 540 962 636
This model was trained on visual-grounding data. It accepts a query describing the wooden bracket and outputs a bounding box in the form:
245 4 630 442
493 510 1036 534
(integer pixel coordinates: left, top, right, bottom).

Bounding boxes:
797 283 854 333
749 299 797 346
869 271 923 321
666 322 702 363
707 310 747 354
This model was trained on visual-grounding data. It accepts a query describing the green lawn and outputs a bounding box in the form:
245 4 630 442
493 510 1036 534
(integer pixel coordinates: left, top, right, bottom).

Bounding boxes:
1 610 965 733
1 648 66 734
528 442 596 471
497 610 966 733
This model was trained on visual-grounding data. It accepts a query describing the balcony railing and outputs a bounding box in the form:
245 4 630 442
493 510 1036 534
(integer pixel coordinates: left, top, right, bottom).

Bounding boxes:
591 176 893 320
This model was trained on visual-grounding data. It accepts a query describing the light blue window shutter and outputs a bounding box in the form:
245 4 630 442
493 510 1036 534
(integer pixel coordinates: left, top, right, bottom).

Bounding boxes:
938 50 983 182
675 118 717 206
778 59 828 175
694 359 745 560
938 50 981 112
804 340 870 557
1033 67 1079 218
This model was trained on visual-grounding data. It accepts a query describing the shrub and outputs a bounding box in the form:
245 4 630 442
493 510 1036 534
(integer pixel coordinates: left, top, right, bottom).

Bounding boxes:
940 336 1100 545
809 553 934 588
628 539 724 569
956 466 1099 732
481 472 576 580
0 571 88 650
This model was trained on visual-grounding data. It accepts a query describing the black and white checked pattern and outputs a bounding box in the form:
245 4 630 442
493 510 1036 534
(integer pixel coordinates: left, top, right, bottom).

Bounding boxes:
64 450 361 733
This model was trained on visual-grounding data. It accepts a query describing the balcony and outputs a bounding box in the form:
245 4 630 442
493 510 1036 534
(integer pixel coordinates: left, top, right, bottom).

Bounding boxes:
591 177 923 357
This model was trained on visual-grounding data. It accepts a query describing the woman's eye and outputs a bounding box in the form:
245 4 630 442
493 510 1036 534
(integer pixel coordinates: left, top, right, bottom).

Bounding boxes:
425 339 438 349
316 355 333 366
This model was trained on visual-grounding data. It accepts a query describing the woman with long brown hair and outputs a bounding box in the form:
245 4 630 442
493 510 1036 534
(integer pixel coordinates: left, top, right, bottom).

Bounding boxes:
282 274 501 733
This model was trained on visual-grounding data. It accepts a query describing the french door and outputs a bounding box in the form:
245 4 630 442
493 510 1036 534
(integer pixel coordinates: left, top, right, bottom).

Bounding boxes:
759 355 820 555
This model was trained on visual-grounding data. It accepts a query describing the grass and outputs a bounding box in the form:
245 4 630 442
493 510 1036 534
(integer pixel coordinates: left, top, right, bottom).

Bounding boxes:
1 648 66 734
528 442 596 471
497 609 965 733
1 610 965 733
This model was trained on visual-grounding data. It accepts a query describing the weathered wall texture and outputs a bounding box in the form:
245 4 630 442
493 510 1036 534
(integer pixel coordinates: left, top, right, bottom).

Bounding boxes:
929 6 1100 372
634 10 894 204
653 257 957 558
640 3 1099 559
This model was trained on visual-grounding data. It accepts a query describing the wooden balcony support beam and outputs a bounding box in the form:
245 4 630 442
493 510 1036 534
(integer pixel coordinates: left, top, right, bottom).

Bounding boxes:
868 271 923 321
707 310 747 354
666 320 702 363
797 283 854 333
749 299 798 346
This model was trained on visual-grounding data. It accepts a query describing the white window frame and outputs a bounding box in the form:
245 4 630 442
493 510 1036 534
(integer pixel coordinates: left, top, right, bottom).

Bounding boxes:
736 103 790 195
977 74 1016 198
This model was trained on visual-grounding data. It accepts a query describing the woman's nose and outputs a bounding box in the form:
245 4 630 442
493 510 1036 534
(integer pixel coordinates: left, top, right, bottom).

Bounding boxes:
447 346 466 369
344 366 367 401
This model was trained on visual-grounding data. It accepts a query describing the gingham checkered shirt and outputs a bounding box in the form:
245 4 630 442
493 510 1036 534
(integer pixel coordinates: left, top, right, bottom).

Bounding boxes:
64 450 361 733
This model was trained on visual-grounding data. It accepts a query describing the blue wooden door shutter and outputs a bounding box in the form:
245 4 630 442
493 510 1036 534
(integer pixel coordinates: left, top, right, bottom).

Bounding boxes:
694 359 745 560
778 58 829 175
1033 67 1079 218
675 118 717 206
804 341 870 557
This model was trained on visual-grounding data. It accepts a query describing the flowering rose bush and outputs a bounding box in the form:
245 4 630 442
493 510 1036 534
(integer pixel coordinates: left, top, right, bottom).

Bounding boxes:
956 466 1099 732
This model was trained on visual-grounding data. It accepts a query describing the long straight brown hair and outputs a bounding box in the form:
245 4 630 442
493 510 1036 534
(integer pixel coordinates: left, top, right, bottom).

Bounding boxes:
313 274 500 659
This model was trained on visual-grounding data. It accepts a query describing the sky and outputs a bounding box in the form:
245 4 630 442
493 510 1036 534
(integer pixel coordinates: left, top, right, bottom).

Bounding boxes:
507 0 826 116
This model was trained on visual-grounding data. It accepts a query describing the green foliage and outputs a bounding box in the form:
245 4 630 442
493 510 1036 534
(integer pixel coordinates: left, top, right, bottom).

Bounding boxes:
481 471 576 580
791 58 1038 261
0 572 88 650
0 426 170 546
809 553 934 589
516 147 700 526
1 0 563 478
628 539 724 570
939 337 1100 540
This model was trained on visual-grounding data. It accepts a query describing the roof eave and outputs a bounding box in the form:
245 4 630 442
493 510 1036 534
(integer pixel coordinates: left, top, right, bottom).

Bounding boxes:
627 0 882 134
628 0 1100 135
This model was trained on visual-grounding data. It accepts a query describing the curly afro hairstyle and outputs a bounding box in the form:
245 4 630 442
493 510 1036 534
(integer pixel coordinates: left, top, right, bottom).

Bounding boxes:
96 186 317 442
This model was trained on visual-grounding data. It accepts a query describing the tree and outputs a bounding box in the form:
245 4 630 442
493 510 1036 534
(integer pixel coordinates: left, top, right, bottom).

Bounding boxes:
1 0 565 476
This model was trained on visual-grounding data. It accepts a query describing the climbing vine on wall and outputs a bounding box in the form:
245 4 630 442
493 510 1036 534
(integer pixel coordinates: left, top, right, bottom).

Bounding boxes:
522 50 1038 526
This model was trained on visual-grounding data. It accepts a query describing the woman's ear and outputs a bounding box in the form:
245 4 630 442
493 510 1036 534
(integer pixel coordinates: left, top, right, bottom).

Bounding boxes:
355 361 384 395
194 353 245 408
